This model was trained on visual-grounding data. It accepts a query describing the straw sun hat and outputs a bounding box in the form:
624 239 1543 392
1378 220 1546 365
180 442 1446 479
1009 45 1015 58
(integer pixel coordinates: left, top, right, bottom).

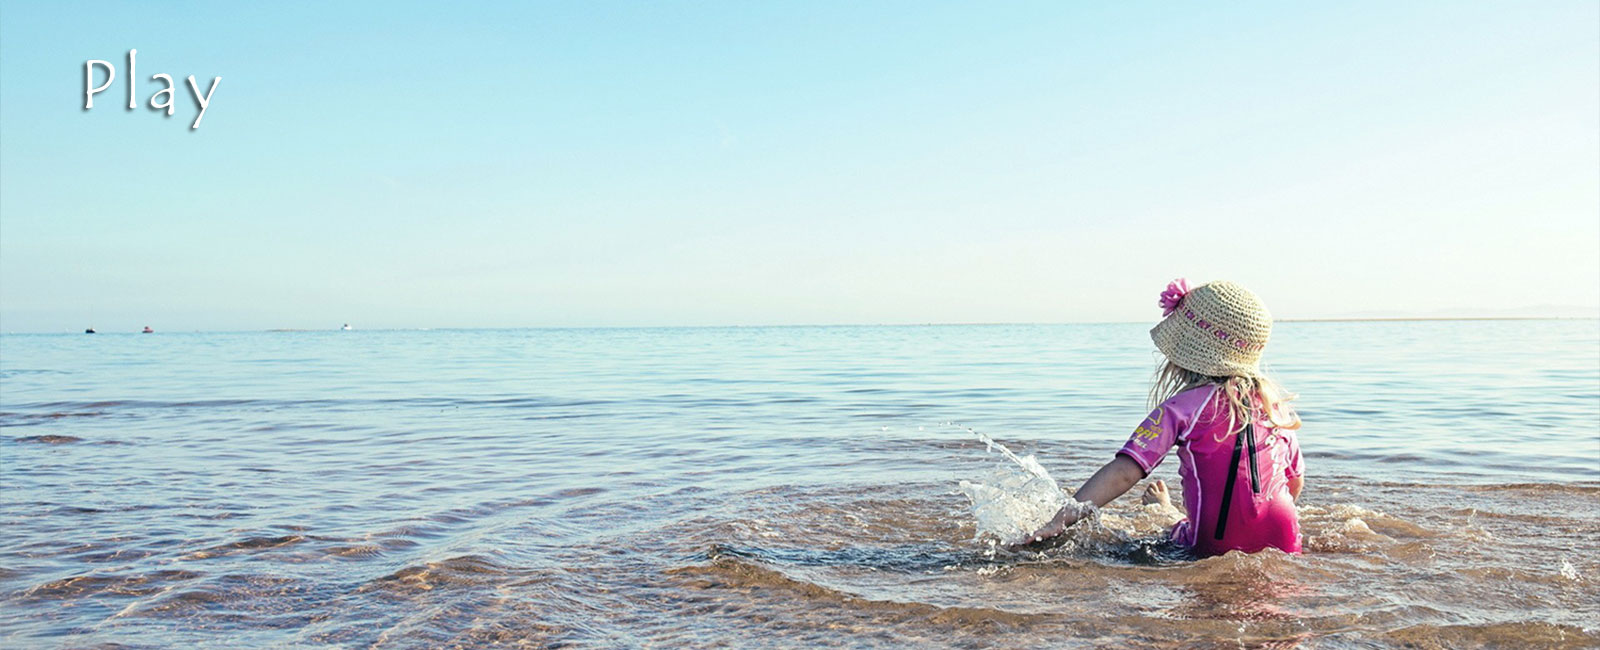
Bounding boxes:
1150 279 1272 377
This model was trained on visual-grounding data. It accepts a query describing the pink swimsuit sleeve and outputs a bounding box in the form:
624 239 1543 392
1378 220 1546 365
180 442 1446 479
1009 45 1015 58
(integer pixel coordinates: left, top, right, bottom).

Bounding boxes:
1283 431 1305 478
1117 404 1182 475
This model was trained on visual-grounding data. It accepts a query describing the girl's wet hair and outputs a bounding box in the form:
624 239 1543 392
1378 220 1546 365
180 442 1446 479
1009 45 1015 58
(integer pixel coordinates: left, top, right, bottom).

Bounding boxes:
1148 360 1301 434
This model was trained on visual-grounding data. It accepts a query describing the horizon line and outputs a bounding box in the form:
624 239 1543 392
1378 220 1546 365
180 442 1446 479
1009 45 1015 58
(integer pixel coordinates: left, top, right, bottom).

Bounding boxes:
4 315 1597 335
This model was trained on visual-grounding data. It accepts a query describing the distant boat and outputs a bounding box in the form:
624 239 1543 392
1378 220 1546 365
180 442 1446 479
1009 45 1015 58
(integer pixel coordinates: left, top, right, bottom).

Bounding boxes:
84 328 95 334
341 323 352 331
142 326 154 334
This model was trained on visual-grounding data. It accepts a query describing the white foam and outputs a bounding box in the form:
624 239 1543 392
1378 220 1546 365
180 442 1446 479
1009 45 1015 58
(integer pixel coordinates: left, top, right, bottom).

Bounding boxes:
1560 557 1581 582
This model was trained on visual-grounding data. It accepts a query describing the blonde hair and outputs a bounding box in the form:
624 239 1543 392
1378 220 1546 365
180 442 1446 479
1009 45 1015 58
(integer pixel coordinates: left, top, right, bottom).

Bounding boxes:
1148 360 1301 434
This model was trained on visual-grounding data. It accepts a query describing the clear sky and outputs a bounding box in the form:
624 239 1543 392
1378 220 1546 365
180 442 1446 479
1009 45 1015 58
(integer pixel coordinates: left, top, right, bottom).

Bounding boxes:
2 1 1596 332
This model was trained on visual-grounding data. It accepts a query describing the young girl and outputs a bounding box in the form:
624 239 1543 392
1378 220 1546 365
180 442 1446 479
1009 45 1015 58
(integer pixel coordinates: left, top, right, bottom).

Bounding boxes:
1029 279 1305 556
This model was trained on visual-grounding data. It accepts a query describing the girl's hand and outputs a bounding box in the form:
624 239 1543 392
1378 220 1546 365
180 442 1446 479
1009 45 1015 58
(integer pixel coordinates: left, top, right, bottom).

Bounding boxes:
1025 506 1073 543
1018 456 1146 546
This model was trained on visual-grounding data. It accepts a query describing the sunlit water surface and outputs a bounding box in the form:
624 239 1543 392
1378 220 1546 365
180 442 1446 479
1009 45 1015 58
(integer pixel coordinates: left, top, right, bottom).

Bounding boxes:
2 322 1597 648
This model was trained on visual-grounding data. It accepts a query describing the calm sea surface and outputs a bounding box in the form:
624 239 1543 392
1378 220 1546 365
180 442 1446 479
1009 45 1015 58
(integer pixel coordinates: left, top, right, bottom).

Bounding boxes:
2 322 1597 648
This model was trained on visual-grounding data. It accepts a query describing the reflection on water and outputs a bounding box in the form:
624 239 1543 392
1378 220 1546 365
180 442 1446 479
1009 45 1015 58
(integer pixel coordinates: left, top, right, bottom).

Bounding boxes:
1 322 1597 647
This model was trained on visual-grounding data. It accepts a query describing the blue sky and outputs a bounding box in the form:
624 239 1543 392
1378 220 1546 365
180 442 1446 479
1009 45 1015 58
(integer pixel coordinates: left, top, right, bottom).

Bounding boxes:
2 1 1596 332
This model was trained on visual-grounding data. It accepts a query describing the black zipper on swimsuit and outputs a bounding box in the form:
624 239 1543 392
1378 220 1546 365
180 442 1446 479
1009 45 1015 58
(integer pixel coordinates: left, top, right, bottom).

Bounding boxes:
1245 422 1260 494
1213 415 1261 541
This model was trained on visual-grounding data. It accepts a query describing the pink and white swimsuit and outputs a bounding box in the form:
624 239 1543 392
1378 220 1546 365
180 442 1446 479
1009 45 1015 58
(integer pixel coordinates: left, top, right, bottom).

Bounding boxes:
1117 385 1304 556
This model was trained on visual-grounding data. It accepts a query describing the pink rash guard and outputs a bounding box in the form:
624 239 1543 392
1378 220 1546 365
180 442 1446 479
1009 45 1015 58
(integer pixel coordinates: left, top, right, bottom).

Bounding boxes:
1117 384 1304 556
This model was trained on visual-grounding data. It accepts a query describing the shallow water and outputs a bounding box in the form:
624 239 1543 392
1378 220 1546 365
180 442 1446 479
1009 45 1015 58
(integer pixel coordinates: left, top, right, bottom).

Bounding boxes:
2 322 1597 648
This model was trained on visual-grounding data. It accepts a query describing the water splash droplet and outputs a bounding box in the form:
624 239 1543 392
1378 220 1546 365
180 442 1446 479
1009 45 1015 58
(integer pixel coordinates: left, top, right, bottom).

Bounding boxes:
954 425 1076 545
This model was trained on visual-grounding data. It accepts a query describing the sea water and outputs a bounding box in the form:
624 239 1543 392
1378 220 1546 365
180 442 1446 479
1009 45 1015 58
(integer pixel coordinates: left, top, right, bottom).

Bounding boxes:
2 321 1597 647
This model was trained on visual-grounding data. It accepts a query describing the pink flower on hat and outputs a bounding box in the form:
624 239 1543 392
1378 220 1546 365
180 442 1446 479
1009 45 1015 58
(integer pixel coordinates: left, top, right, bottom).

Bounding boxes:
1159 278 1191 316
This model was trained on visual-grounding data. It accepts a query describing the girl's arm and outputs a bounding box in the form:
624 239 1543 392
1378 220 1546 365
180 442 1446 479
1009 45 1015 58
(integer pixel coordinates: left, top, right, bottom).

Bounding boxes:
1025 455 1146 542
1288 476 1303 501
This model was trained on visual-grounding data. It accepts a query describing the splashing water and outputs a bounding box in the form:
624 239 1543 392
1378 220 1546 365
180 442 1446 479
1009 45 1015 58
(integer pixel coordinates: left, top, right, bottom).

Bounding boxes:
954 425 1090 546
